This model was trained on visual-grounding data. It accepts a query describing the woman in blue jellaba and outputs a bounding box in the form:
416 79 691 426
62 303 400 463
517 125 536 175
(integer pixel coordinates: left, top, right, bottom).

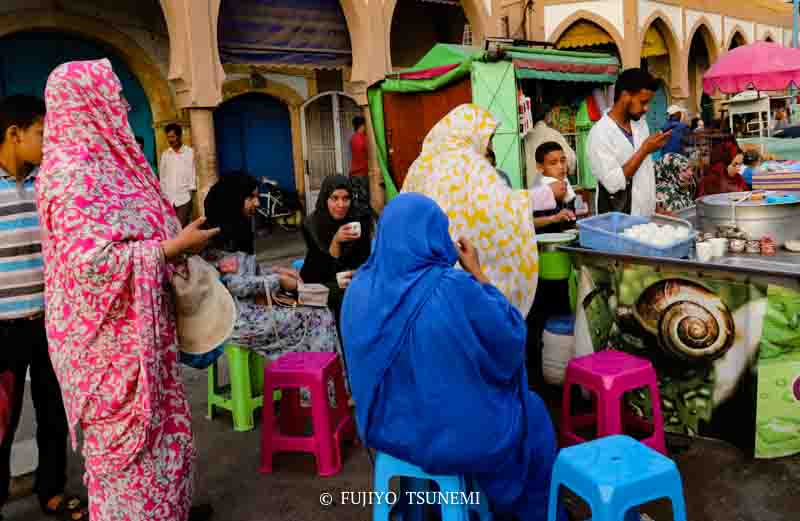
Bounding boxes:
341 193 567 521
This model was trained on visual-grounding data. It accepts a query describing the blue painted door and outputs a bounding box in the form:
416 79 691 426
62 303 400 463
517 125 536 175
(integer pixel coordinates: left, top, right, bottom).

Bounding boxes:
0 32 155 166
214 93 295 192
646 82 669 133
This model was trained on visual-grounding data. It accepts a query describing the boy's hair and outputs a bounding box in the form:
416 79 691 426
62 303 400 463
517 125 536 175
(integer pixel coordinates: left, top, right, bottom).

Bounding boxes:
352 116 365 130
165 123 183 136
0 95 46 145
613 68 660 102
535 141 564 164
743 149 761 166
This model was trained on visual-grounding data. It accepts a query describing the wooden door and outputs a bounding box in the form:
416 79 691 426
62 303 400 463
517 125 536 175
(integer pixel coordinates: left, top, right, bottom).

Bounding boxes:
383 77 471 189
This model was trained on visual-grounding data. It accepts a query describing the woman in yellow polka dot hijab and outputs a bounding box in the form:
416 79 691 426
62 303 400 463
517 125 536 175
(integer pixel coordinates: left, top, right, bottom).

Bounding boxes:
403 104 538 315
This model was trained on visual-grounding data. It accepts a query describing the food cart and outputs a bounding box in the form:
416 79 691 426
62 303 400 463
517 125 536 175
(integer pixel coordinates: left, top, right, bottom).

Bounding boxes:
560 195 800 459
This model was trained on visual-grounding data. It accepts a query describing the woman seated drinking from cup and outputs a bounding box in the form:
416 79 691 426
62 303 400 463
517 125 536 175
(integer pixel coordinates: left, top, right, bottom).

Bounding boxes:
300 175 373 325
341 194 567 521
204 172 340 358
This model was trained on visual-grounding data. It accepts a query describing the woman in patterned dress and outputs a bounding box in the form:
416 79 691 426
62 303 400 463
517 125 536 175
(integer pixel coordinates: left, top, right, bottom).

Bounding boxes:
402 104 539 316
655 153 697 215
37 59 216 520
203 173 341 359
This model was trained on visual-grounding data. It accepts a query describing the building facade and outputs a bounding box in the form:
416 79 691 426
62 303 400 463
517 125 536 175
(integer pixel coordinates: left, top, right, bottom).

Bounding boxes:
0 0 792 211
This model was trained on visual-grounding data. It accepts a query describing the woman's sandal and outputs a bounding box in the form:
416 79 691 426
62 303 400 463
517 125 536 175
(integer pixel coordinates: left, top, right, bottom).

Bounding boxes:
42 495 89 520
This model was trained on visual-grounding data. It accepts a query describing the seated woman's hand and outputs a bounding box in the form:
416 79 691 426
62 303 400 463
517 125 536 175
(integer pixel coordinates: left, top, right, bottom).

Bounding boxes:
274 267 301 292
218 256 239 274
334 224 360 244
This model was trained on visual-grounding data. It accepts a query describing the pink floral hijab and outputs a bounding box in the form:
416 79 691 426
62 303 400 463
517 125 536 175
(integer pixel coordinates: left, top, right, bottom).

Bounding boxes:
37 59 181 471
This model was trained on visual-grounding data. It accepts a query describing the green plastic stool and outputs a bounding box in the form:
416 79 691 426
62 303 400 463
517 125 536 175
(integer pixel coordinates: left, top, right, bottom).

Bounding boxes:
207 344 266 432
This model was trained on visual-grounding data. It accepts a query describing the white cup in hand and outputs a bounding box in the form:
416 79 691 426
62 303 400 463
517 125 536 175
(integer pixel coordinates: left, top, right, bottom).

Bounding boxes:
336 271 354 288
348 222 361 238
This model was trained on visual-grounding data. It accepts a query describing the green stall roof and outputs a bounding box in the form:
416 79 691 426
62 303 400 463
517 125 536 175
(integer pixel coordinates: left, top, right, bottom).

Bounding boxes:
370 44 619 199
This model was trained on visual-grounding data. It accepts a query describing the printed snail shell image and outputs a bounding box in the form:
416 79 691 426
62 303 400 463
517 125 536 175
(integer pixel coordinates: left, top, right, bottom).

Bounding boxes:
633 279 735 362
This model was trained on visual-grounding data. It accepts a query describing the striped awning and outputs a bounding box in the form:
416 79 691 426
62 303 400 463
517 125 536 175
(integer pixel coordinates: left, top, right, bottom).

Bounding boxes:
511 47 619 83
218 0 352 69
556 21 615 49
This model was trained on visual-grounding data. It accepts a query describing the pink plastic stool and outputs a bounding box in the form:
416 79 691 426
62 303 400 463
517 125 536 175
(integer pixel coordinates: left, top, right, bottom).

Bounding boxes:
560 350 666 455
260 352 356 476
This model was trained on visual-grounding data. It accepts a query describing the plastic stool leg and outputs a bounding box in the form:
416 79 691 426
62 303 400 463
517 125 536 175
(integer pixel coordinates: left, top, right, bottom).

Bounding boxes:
599 391 623 437
373 457 392 521
250 353 265 396
259 381 276 474
547 475 561 521
310 376 340 476
207 360 217 420
227 345 256 432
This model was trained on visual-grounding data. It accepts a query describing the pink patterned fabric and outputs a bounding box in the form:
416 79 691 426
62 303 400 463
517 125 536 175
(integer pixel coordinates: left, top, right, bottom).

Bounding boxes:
37 59 194 520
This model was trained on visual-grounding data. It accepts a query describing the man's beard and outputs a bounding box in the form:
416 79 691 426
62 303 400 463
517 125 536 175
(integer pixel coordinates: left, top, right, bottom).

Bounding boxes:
628 110 644 122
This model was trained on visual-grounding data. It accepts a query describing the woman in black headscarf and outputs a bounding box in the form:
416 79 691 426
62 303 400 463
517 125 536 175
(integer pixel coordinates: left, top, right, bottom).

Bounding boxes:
300 175 373 324
204 171 259 254
202 171 341 359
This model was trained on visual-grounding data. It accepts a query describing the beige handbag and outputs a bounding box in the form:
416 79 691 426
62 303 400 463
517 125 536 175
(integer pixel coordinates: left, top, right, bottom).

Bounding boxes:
297 282 329 307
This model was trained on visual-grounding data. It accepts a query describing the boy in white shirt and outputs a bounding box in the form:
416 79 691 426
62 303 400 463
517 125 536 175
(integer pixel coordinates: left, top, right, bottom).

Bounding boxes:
532 141 576 234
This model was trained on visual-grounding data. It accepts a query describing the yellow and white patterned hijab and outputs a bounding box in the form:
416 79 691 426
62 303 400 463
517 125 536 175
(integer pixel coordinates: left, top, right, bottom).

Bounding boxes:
403 104 538 315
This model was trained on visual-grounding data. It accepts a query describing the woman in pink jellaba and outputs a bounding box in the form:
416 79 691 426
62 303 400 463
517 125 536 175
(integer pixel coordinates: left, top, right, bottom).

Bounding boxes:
37 59 216 520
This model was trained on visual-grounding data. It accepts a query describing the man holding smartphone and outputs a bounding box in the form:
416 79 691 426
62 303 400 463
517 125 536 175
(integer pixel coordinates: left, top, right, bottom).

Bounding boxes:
588 69 672 216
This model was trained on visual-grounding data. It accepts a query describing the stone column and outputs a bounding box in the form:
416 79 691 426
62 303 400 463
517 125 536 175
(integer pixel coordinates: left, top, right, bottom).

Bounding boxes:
362 105 386 214
622 0 641 70
189 108 218 217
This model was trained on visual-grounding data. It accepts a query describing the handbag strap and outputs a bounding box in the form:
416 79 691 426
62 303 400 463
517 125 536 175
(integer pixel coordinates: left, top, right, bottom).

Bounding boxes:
264 280 274 311
261 276 310 351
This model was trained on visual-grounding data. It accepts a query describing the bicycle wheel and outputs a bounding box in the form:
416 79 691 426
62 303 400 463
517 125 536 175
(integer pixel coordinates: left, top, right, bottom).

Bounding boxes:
275 211 300 232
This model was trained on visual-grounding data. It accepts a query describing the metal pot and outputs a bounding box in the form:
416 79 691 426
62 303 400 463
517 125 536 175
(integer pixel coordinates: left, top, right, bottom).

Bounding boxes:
697 192 800 246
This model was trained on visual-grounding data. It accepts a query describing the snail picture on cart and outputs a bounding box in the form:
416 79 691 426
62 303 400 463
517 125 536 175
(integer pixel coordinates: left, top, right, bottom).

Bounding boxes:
571 263 800 457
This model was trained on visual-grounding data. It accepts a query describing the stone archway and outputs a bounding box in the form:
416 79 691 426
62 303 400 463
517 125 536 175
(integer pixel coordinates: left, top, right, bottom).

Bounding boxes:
0 9 177 151
549 11 626 65
220 78 306 196
640 12 686 99
686 22 719 117
726 27 748 50
686 19 720 64
385 0 489 71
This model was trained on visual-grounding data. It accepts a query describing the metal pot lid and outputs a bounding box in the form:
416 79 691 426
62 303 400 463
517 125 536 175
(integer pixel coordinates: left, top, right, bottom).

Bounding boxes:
538 231 578 244
699 191 800 207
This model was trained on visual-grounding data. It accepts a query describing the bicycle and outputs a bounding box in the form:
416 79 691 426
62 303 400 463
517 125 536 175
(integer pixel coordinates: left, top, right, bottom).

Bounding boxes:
257 178 301 233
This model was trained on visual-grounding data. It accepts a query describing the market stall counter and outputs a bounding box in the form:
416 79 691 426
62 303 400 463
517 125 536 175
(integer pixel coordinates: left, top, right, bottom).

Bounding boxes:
559 241 800 459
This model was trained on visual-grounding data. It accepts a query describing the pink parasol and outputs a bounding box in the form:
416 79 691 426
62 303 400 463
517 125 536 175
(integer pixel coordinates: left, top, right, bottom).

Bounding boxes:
703 41 800 94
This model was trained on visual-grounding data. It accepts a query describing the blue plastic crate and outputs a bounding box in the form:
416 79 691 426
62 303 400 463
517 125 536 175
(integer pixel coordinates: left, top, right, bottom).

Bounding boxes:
576 212 693 259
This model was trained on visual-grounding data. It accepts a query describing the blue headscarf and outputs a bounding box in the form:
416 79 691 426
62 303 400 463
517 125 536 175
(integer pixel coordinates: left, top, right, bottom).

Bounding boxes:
341 194 564 521
341 193 458 434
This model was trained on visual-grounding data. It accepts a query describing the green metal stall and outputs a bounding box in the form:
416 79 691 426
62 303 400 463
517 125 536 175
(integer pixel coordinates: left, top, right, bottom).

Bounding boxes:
368 43 619 199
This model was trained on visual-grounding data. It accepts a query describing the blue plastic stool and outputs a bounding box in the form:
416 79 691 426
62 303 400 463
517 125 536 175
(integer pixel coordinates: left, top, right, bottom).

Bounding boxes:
292 258 304 271
547 435 687 521
373 451 492 521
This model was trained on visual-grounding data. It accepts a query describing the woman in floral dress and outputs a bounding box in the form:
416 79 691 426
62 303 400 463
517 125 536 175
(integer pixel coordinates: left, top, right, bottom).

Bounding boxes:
203 173 340 360
37 59 217 520
655 152 698 215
